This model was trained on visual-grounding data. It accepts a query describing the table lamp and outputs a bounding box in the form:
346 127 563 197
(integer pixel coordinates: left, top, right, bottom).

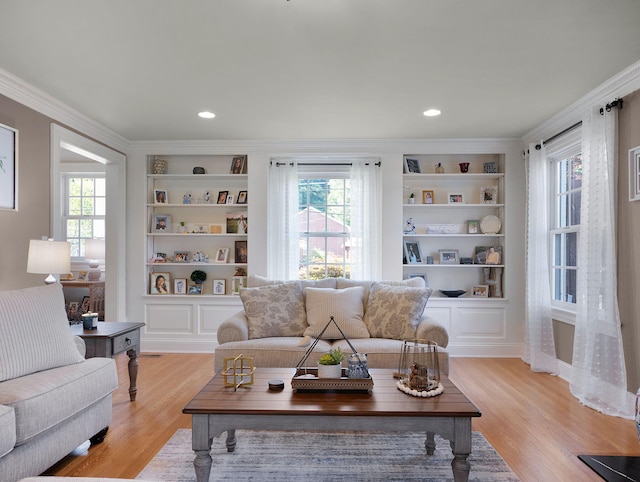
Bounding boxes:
27 239 71 284
84 238 105 281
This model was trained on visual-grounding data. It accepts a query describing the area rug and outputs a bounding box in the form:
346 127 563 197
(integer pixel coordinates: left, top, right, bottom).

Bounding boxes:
578 455 640 482
137 429 519 481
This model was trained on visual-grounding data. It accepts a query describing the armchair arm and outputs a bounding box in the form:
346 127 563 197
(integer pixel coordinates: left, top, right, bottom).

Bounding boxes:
73 335 87 357
415 315 449 348
217 310 250 344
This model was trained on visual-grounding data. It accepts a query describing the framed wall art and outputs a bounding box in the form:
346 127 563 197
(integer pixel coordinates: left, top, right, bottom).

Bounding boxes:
0 123 18 211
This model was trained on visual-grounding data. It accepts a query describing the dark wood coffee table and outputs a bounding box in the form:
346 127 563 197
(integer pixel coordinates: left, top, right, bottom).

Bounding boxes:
183 367 481 482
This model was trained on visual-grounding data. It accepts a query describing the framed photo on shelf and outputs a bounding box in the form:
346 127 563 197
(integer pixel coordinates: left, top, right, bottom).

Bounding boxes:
214 248 230 263
213 279 226 295
473 246 503 265
439 249 459 265
403 157 421 174
173 251 190 262
422 190 434 204
226 211 248 234
235 240 248 263
481 186 498 204
226 194 234 204
173 278 187 295
209 224 224 234
217 191 229 204
483 161 498 173
188 284 202 295
154 189 168 204
472 285 489 297
404 241 422 264
230 155 247 174
152 214 171 233
76 270 88 281
0 123 17 211
448 193 464 204
150 272 171 294
237 190 247 204
467 220 479 234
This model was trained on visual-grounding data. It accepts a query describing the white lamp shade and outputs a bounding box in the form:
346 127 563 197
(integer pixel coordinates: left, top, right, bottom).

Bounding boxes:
27 239 71 276
84 238 105 260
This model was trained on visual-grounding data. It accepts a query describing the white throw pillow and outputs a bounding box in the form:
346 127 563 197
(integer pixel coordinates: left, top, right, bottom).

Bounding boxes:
240 283 307 339
0 284 84 382
363 283 433 340
303 287 370 340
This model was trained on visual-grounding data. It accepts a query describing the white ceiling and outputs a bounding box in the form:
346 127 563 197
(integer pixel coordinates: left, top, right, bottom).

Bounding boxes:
1 0 640 142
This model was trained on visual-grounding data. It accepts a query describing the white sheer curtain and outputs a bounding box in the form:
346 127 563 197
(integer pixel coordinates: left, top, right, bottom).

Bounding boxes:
349 159 382 279
570 108 635 419
267 161 300 280
523 143 558 374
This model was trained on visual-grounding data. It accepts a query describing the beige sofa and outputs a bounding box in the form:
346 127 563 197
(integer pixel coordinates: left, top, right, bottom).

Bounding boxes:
215 276 449 375
0 284 118 482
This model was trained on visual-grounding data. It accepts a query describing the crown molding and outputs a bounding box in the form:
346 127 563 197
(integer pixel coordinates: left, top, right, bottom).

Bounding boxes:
523 59 640 145
0 67 129 153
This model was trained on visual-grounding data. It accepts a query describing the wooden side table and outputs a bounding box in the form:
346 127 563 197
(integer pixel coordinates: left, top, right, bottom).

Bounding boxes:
70 322 146 401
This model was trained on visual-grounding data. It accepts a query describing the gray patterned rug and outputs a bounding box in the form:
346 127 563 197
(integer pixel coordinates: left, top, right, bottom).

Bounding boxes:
137 429 520 481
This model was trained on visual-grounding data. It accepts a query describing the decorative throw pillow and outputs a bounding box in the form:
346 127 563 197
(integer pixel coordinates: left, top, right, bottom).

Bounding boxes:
240 283 307 339
303 287 369 340
336 277 426 307
363 283 433 340
0 284 85 382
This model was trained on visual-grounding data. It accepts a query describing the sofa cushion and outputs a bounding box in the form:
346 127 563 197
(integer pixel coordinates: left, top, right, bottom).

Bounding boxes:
363 283 433 339
0 404 16 457
0 357 117 446
240 283 307 339
303 287 369 340
0 284 84 382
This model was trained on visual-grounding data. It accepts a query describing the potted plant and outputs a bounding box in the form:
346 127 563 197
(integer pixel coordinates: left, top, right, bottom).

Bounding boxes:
317 347 346 378
190 270 207 285
408 192 415 204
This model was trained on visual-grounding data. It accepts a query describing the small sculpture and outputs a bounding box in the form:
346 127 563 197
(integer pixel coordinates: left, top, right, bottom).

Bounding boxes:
404 217 416 234
183 193 192 204
203 191 212 204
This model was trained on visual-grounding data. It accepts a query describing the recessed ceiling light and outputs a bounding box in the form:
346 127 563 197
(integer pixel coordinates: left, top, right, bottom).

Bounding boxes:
198 111 215 119
423 109 441 117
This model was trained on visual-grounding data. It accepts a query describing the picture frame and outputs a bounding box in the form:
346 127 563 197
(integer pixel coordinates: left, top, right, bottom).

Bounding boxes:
154 189 168 204
150 272 171 294
173 250 190 263
473 246 503 265
214 248 230 263
403 156 421 174
448 193 464 204
467 220 479 234
439 249 459 265
188 284 202 295
235 240 248 264
153 214 171 233
226 211 248 234
481 186 498 204
0 123 18 211
67 301 80 322
629 145 640 202
472 285 489 297
173 278 187 294
80 296 91 313
209 223 224 234
230 155 247 174
77 271 88 281
226 194 234 204
237 190 247 204
422 190 434 204
483 161 498 173
217 191 229 204
403 241 422 264
213 279 226 295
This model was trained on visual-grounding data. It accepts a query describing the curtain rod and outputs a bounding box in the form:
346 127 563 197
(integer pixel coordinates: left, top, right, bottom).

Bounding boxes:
272 161 381 167
535 97 623 150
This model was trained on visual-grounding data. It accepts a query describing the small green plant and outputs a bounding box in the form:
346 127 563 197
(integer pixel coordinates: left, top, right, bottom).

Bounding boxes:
190 270 207 284
318 347 346 365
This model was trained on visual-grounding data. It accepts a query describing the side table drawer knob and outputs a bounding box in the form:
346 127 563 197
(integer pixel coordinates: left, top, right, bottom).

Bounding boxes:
125 337 131 346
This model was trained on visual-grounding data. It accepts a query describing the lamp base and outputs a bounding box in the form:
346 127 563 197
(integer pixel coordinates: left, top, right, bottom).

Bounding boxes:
87 269 101 281
44 274 57 284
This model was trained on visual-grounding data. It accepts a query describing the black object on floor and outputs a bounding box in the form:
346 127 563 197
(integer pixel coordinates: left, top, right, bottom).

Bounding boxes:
578 455 640 482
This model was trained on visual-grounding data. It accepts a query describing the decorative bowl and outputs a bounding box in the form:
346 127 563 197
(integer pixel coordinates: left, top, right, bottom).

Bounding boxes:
439 290 466 298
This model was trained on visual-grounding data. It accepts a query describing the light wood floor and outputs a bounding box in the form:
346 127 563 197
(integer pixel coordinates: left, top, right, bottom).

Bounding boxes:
45 353 639 481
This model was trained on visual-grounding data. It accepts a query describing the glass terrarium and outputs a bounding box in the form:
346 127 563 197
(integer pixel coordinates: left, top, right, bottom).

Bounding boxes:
397 339 442 396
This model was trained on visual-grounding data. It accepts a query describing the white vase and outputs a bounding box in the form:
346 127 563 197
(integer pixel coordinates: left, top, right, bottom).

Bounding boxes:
317 364 342 378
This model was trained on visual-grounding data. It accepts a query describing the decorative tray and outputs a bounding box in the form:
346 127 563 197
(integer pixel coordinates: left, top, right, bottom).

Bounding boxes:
292 367 374 393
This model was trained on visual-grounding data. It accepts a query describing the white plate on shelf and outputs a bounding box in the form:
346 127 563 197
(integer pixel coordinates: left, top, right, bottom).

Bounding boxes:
480 215 501 234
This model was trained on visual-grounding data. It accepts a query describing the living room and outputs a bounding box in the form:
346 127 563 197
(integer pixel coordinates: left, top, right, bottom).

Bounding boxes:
1 2 640 481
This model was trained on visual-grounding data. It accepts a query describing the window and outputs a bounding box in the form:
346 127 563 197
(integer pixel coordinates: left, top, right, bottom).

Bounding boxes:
64 175 106 258
550 152 582 306
298 176 351 279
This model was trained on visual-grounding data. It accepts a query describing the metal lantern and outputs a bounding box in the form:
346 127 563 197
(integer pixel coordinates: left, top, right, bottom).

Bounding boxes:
398 339 440 392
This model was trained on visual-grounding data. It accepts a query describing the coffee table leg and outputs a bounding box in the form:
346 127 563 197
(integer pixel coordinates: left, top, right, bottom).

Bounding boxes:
450 418 472 482
126 348 139 401
192 415 213 482
226 429 237 452
425 431 436 455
